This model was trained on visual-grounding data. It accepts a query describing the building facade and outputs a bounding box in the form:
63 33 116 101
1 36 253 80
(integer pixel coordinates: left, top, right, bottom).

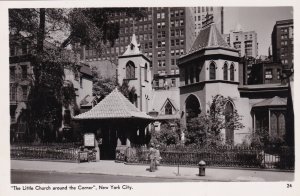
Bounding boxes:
9 37 93 142
271 19 294 69
81 7 224 90
223 30 258 58
178 19 291 145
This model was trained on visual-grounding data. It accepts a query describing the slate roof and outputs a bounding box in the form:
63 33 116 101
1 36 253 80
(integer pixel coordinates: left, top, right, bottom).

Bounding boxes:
253 96 287 107
74 88 153 120
186 23 231 56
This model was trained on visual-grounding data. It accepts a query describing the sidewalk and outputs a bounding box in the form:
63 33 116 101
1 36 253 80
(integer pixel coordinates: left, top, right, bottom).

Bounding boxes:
11 160 294 182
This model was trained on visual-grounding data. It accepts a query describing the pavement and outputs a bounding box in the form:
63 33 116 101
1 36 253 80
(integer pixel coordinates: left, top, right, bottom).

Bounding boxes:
11 160 294 182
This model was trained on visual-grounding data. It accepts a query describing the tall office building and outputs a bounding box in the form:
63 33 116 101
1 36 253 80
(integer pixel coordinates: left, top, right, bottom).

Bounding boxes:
193 7 224 36
223 30 258 58
271 19 294 69
81 8 194 87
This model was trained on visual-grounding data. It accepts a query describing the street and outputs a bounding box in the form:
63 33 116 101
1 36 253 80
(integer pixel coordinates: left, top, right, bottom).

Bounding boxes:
11 170 200 183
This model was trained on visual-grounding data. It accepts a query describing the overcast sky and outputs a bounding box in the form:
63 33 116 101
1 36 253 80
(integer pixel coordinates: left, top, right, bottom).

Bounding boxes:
224 7 293 56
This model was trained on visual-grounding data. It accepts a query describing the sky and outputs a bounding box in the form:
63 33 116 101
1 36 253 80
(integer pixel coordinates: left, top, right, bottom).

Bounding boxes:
224 7 293 56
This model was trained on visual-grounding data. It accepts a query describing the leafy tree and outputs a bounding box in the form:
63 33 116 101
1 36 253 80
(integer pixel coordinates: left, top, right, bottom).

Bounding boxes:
185 95 244 147
150 120 181 146
9 8 146 142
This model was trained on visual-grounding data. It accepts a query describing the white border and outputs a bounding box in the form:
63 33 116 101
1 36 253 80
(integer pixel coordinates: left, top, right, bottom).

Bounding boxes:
0 1 299 196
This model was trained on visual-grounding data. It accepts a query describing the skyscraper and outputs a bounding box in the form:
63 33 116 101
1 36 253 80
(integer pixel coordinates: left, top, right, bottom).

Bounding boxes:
82 8 193 80
271 19 294 69
223 30 258 58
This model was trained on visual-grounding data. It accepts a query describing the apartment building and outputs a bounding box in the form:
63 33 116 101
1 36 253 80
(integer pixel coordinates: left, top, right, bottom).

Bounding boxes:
223 30 258 58
271 19 293 69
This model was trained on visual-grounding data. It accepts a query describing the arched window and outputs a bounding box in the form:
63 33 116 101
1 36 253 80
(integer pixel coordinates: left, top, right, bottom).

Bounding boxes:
126 61 135 79
223 63 228 80
209 62 216 80
230 63 234 81
225 101 234 145
165 102 173 115
144 63 148 81
190 66 194 83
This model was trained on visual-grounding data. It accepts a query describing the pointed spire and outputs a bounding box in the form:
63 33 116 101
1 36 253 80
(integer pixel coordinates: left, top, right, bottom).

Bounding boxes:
122 33 141 56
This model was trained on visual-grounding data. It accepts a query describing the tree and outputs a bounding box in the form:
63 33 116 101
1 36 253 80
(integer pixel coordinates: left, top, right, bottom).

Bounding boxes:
150 120 181 146
185 95 244 147
9 8 146 142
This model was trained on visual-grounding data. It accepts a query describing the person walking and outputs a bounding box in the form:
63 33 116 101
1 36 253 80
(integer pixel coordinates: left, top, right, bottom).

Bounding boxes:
148 143 156 172
154 144 162 170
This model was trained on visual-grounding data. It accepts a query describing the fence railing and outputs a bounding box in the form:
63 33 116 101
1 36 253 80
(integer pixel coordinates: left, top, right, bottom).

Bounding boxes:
119 145 294 170
10 143 96 162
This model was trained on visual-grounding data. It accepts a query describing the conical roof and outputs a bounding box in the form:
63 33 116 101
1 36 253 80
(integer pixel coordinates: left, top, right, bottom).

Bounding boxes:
187 23 231 55
74 88 152 120
253 96 287 107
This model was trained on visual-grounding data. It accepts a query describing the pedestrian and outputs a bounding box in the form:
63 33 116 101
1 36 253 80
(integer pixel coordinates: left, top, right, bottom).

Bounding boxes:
148 143 156 172
154 144 162 170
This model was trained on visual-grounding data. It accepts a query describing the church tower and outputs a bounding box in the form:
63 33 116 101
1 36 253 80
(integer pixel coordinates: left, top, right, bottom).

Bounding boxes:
178 15 250 145
118 34 152 113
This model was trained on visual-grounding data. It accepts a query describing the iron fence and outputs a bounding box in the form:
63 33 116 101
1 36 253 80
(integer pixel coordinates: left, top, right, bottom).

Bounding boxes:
122 145 294 170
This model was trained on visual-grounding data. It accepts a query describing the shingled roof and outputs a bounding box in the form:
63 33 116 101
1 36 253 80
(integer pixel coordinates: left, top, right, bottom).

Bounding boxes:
187 23 231 56
73 88 153 120
253 96 287 107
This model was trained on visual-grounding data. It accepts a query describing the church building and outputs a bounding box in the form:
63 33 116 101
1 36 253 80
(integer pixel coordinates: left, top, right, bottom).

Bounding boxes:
178 17 291 145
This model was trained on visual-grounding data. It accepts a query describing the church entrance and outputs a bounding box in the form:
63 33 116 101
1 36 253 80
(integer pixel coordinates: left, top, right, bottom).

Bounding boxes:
185 94 201 123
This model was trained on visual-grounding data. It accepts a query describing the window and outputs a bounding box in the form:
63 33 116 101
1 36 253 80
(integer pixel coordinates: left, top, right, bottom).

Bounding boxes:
180 19 184 26
209 62 216 80
126 61 135 79
158 51 161 57
157 13 160 19
161 13 165 19
165 102 173 115
171 30 175 36
144 63 148 81
230 64 235 81
162 41 165 47
265 69 273 79
171 78 176 86
171 40 175 46
277 69 281 80
223 63 228 80
157 41 161 47
171 50 175 56
185 67 189 85
21 65 27 79
171 59 175 65
180 39 184 45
